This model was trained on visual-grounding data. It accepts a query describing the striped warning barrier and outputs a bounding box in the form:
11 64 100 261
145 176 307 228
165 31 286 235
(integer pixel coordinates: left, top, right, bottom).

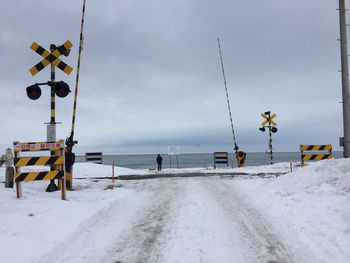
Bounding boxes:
214 152 228 169
15 156 64 167
85 152 103 164
15 171 64 182
13 140 66 199
300 144 333 167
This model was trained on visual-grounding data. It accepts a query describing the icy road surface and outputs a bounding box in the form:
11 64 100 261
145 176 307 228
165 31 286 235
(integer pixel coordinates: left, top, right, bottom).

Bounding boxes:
37 176 305 263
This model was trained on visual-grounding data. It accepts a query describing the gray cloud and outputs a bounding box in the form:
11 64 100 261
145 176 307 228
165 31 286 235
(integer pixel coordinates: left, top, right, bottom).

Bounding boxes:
0 0 346 155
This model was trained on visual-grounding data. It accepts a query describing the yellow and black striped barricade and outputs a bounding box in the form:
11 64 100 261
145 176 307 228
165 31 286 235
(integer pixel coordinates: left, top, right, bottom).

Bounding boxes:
85 152 103 164
300 144 333 167
214 152 228 169
13 140 66 200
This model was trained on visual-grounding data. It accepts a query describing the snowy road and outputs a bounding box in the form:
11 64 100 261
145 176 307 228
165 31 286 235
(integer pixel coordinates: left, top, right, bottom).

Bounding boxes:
37 176 306 263
200 179 299 263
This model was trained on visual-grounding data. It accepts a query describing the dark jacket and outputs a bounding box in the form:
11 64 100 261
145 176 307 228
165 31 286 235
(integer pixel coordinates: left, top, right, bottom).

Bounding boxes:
156 155 163 164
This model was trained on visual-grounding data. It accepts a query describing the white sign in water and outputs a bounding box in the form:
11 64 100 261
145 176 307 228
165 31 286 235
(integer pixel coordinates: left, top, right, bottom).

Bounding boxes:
168 146 180 155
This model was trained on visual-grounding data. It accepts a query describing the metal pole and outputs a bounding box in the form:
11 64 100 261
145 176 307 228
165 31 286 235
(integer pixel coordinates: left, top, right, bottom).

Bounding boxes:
268 121 273 165
339 0 350 157
46 44 58 192
112 160 115 183
50 47 55 128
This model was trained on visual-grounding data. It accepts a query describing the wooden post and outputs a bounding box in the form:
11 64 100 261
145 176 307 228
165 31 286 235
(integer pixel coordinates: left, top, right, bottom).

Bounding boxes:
61 147 66 200
290 160 293 173
61 178 66 200
14 149 21 198
16 182 21 199
112 160 115 183
300 146 304 167
55 149 62 190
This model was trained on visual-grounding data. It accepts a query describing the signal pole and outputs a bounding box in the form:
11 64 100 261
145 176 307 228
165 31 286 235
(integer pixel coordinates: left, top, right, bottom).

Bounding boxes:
339 0 350 157
46 44 59 192
27 40 73 192
259 111 278 165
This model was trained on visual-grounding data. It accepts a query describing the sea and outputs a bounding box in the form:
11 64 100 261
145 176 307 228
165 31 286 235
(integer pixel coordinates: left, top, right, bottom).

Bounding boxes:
75 152 343 170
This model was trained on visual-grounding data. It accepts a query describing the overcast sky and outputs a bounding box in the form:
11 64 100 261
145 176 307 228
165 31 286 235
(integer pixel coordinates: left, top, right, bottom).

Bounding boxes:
0 0 347 154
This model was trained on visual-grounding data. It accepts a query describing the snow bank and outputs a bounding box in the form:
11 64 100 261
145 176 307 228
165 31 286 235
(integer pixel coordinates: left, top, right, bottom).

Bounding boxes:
0 159 349 262
72 161 294 179
0 166 137 263
73 162 147 178
233 158 350 262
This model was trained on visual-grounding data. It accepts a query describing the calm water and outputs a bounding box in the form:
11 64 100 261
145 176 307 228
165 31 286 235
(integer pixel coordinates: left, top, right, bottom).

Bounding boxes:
76 152 343 169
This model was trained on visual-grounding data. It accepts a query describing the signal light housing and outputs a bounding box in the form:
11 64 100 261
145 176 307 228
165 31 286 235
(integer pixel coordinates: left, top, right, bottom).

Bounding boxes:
271 127 278 133
259 127 265 132
26 84 42 100
54 81 71 98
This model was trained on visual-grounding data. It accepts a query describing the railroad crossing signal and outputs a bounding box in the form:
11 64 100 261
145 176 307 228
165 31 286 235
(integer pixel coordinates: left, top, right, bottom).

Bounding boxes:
29 40 73 76
259 111 278 164
261 113 277 127
26 40 73 192
26 81 71 100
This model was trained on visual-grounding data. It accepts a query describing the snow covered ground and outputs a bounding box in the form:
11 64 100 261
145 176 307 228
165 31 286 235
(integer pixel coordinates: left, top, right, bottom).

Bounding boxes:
0 159 349 262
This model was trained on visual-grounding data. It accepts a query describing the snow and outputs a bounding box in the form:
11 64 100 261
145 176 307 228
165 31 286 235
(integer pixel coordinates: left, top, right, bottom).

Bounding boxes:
231 158 350 262
0 159 349 262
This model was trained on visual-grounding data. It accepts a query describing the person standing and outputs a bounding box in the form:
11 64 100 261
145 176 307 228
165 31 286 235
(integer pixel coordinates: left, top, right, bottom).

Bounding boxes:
156 154 163 171
2 148 14 188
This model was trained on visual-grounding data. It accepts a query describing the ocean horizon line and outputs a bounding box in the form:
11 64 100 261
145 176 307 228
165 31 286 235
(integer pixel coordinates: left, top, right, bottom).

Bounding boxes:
75 151 343 156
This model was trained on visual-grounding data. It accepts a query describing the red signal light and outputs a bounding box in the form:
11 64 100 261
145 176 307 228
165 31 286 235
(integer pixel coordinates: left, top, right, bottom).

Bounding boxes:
26 84 42 100
54 81 71 98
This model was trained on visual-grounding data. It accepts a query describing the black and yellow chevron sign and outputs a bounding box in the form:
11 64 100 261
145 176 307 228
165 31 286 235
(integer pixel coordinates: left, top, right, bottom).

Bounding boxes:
14 156 64 167
300 144 333 167
302 154 333 161
29 40 73 76
300 144 332 152
13 140 66 199
13 141 65 182
15 171 64 182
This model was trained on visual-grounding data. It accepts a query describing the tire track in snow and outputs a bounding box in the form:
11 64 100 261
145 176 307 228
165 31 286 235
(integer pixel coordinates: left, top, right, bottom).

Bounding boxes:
201 178 299 263
105 178 184 263
34 176 303 263
34 180 175 263
160 178 248 263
